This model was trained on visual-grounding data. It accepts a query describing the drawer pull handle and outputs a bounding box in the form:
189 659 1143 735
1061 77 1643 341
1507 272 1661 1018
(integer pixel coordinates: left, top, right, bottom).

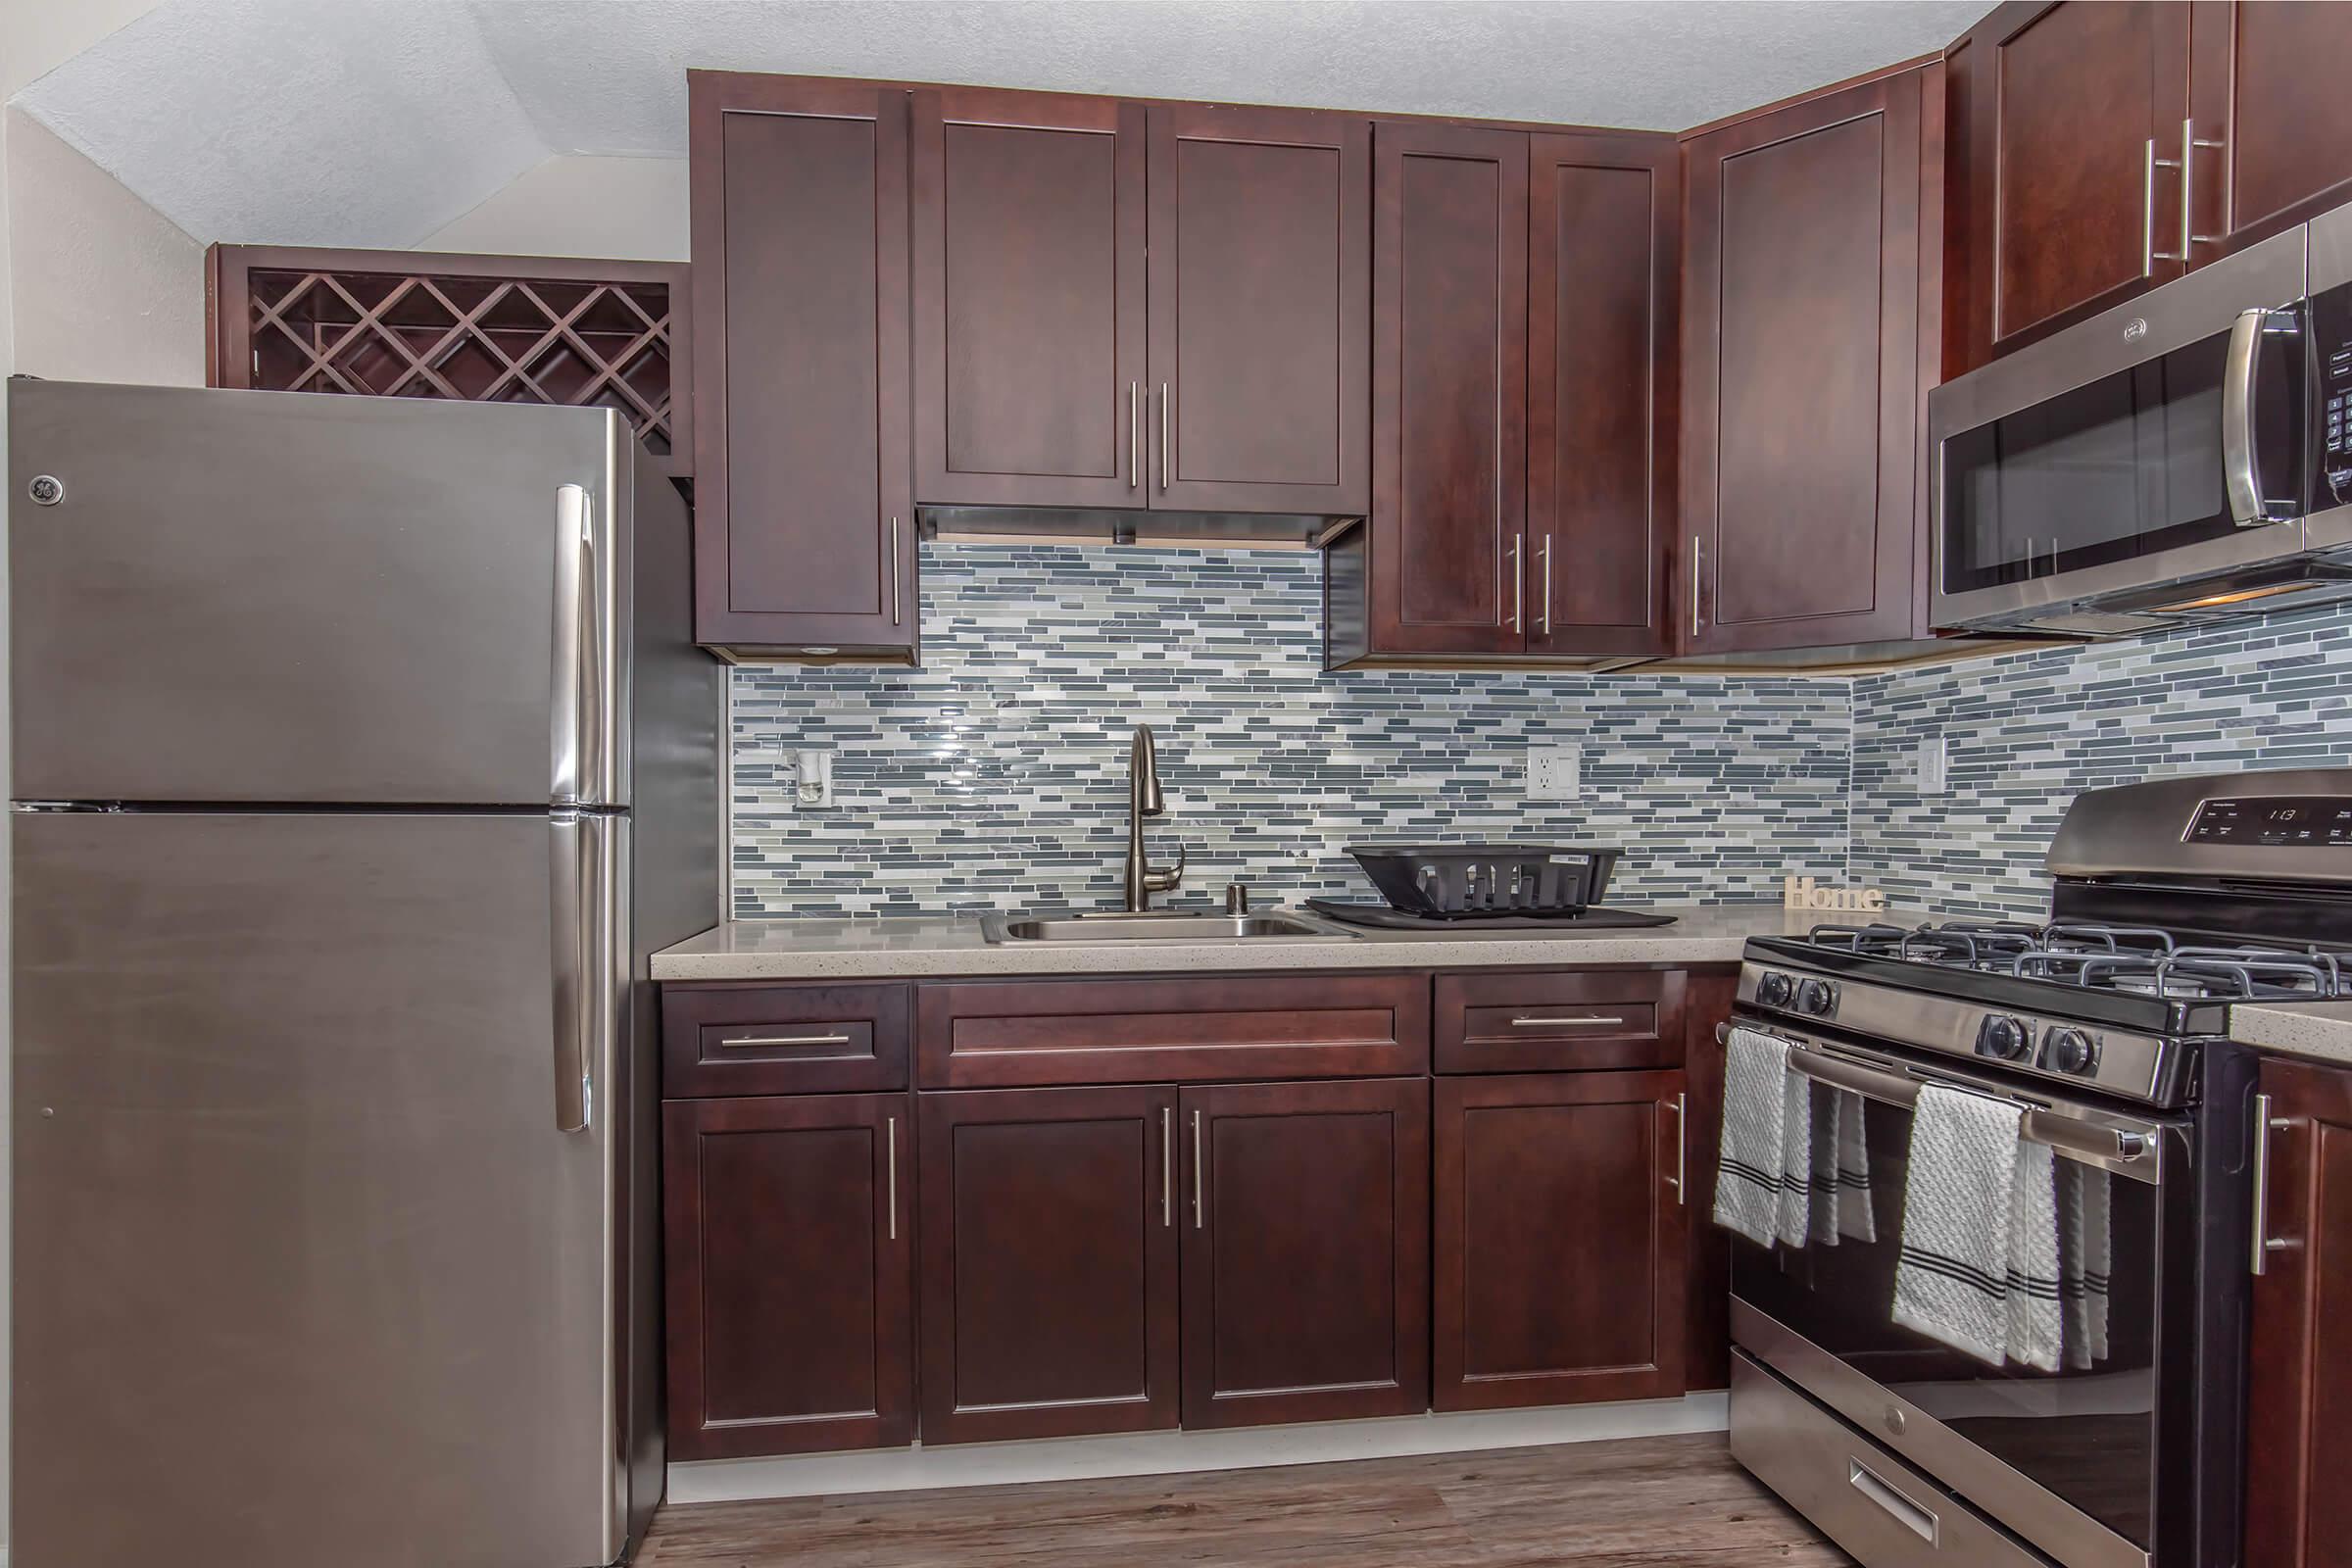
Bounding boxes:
721 1033 854 1048
1511 1015 1628 1028
1848 1460 1938 1545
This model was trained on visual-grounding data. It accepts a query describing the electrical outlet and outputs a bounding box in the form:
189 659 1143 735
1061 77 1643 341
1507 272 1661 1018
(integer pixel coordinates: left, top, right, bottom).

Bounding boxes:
794 749 835 808
1915 735 1947 795
1527 745 1581 801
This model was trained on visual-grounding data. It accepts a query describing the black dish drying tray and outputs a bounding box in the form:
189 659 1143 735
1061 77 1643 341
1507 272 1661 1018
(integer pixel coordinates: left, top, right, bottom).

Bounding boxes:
1345 844 1624 918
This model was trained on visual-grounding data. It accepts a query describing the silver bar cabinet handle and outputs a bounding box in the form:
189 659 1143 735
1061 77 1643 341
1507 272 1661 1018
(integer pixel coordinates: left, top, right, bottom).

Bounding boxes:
1160 383 1171 492
889 516 904 625
1512 1015 1627 1028
1192 1107 1204 1229
2252 1093 2291 1275
1129 382 1142 489
723 1033 853 1048
1161 1106 1173 1227
1689 535 1703 637
2183 118 2229 249
887 1115 900 1242
1667 1092 1687 1203
1538 534 1552 635
1506 536 1522 632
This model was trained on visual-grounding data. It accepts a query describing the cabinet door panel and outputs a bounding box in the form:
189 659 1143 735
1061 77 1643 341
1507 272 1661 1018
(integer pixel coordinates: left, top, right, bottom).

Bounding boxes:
1528 133 1678 658
1366 122 1527 656
1434 1072 1688 1410
912 88 1146 508
2246 1057 2352 1565
2189 0 2352 260
1180 1078 1429 1428
918 1086 1179 1444
662 1095 912 1458
689 74 914 658
1148 103 1369 514
1946 3 2191 371
1684 70 1926 652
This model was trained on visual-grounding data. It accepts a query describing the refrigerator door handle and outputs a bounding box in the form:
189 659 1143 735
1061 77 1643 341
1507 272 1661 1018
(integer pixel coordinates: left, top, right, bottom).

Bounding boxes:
549 808 608 1133
550 483 606 807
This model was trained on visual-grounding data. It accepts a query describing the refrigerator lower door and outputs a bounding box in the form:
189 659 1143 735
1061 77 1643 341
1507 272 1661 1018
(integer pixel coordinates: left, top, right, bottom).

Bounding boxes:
7 381 629 808
13 808 635 1568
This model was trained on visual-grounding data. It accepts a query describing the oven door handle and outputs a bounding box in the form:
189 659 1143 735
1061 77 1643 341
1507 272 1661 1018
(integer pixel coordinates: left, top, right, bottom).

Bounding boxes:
1721 1023 2160 1180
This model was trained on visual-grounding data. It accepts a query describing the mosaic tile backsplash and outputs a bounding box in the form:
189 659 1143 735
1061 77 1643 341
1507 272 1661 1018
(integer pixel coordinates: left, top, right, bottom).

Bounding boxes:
730 546 2352 921
729 544 1851 917
1847 600 2352 920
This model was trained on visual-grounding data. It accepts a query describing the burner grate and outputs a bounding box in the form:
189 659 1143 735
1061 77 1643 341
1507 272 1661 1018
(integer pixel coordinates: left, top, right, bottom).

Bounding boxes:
1801 920 2351 1001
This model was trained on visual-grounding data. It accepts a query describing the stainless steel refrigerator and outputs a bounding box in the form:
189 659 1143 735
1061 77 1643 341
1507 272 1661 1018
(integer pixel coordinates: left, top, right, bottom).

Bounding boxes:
8 380 722 1567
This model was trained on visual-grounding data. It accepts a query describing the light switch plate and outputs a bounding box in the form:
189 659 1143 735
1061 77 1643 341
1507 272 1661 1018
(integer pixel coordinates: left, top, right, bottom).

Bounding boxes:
1527 745 1581 800
1915 736 1947 795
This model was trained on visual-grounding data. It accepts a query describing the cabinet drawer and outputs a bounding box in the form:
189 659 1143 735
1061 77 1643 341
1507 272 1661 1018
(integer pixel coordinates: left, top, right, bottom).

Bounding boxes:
915 973 1430 1088
662 983 910 1097
1435 970 1686 1073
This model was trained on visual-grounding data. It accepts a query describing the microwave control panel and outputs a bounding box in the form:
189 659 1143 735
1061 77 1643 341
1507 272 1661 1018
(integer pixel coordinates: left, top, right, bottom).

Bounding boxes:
2184 795 2352 848
2315 281 2352 503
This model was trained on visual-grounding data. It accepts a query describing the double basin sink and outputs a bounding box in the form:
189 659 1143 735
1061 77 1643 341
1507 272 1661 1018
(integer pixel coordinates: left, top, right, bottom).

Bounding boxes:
981 909 1356 946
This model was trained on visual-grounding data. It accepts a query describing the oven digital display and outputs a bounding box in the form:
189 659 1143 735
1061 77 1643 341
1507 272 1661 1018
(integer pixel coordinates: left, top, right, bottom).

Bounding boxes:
2184 796 2352 846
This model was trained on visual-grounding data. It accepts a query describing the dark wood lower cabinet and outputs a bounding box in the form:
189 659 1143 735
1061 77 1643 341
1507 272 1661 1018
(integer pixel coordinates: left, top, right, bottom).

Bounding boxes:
1682 970 1738 1392
1432 1070 1689 1410
1180 1077 1431 1428
662 1094 913 1458
2244 1055 2352 1566
917 1085 1181 1444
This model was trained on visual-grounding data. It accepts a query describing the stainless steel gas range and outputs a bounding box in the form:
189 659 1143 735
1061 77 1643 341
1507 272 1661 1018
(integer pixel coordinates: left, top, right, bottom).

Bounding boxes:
1725 767 2352 1568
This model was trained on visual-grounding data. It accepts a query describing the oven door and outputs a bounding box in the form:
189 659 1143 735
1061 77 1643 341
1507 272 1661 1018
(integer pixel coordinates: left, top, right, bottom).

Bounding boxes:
1729 1021 2181 1568
1931 220 2310 633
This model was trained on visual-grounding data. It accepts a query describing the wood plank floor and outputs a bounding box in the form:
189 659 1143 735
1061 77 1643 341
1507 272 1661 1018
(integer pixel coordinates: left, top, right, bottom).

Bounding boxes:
638 1433 1853 1567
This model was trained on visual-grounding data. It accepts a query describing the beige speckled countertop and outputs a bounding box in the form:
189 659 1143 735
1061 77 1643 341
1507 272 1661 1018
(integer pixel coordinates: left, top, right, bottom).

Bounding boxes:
2231 1001 2352 1066
651 903 1846 982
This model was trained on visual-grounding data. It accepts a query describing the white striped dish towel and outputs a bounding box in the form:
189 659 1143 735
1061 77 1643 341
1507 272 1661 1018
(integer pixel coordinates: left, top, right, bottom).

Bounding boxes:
1892 1082 2064 1370
1714 1026 1811 1249
2059 1159 2113 1368
1807 1083 1877 1245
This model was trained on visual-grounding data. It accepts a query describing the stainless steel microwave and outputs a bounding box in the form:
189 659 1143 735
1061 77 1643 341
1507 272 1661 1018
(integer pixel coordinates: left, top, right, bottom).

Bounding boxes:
1930 201 2352 636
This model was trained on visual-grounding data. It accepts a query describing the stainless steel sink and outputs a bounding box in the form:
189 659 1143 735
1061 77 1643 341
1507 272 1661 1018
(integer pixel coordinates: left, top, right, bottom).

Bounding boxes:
981 909 1355 945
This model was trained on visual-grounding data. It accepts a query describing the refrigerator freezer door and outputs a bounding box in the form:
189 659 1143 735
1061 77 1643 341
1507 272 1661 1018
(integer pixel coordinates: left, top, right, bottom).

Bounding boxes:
13 809 633 1568
7 380 628 807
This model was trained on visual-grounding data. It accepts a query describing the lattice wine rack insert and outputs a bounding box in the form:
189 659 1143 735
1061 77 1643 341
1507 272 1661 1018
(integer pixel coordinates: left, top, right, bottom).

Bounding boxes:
209 247 691 473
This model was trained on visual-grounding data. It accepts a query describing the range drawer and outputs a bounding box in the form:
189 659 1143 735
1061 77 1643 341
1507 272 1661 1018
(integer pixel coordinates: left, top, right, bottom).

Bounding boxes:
915 973 1430 1088
1729 1353 2042 1568
661 982 911 1097
1434 970 1686 1073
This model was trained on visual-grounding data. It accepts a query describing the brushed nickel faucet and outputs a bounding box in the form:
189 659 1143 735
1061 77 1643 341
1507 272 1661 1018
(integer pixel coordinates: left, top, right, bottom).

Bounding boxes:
1123 724 1186 911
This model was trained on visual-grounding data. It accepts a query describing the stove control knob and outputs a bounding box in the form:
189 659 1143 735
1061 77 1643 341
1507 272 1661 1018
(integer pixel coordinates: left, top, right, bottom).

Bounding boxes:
1756 971 1795 1008
1795 978 1838 1017
1976 1015 2033 1061
2044 1027 2101 1075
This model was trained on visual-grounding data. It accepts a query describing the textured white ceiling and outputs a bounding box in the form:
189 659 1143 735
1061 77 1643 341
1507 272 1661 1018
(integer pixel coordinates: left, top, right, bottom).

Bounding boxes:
17 0 1997 247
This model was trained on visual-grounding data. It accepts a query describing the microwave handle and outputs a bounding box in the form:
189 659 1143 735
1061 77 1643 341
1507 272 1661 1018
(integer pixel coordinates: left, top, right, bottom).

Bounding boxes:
2224 306 2299 528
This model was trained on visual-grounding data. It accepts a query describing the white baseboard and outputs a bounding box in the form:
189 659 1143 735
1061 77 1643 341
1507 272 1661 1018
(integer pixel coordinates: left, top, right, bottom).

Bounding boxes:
667 1392 1729 1506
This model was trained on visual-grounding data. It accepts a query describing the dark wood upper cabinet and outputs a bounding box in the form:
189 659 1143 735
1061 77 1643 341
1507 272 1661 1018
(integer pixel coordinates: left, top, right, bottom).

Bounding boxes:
688 73 916 661
1363 122 1528 659
2244 1055 2352 1568
662 1094 912 1458
1179 1077 1429 1429
1527 132 1681 659
1943 3 2192 374
1148 103 1371 515
1433 1070 1689 1411
2185 0 2352 263
1683 67 1933 654
916 1086 1181 1445
911 87 1147 509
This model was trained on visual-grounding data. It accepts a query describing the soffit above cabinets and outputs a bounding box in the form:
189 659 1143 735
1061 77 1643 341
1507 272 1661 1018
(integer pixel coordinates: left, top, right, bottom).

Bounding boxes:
19 0 1995 248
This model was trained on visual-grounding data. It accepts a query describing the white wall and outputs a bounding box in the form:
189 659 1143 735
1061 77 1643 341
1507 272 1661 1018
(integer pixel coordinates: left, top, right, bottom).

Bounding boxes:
0 3 190 1550
420 153 687 262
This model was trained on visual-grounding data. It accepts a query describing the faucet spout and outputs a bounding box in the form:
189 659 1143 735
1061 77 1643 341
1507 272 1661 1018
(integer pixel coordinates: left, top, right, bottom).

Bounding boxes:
1124 724 1184 910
